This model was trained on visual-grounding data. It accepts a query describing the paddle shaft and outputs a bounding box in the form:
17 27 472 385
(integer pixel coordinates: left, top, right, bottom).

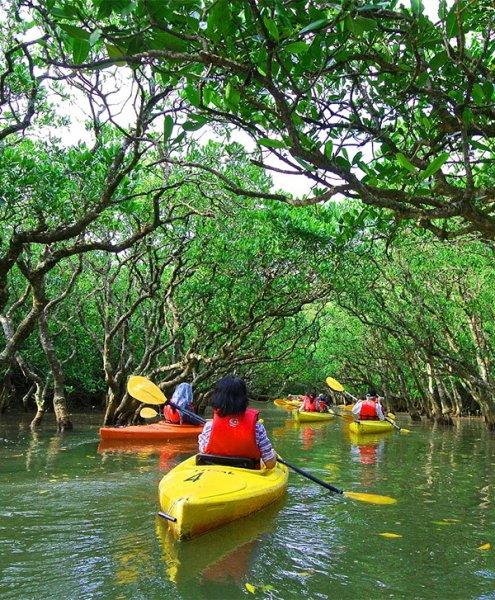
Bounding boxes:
385 417 402 432
169 401 206 426
277 457 344 495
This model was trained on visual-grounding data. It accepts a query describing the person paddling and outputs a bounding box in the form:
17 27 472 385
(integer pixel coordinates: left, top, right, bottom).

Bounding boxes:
299 392 319 412
198 376 277 469
163 382 196 425
351 389 385 421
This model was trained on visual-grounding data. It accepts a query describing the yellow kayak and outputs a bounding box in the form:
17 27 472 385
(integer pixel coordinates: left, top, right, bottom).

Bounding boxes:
349 419 396 434
294 410 336 423
158 454 288 540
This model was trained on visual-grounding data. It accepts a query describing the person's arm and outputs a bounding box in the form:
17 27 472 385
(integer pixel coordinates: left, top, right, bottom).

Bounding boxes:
351 401 362 417
256 422 277 469
197 421 211 452
376 402 385 421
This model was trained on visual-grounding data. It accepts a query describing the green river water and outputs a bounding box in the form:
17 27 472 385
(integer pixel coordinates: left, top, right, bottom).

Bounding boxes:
1 404 494 600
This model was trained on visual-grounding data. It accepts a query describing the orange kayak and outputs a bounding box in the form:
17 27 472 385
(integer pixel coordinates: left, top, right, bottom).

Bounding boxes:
99 421 204 441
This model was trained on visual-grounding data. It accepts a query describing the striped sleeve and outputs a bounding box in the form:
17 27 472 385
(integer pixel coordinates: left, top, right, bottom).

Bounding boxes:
255 421 276 463
198 421 212 452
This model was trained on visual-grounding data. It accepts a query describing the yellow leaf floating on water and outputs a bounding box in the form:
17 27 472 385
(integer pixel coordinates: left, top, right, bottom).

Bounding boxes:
443 518 461 523
324 464 339 472
39 490 49 494
298 572 312 577
478 543 490 550
379 533 402 538
245 583 256 594
432 521 453 526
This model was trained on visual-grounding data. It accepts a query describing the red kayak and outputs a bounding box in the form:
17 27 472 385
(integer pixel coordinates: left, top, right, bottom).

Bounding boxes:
99 421 204 441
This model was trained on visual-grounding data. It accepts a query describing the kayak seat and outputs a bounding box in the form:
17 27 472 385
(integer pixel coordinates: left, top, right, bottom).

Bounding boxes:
195 453 257 469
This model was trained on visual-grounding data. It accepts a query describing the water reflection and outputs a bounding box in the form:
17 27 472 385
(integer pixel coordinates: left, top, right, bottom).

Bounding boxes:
97 439 198 471
295 422 335 451
156 499 284 585
347 431 393 465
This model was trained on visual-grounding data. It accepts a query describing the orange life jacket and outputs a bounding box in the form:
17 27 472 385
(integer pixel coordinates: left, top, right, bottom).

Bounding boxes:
359 399 379 420
205 408 261 461
301 396 318 412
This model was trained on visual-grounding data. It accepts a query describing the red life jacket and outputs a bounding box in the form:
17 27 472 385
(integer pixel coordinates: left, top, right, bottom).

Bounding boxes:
205 408 261 461
301 395 318 412
359 399 379 420
163 403 195 424
163 404 180 424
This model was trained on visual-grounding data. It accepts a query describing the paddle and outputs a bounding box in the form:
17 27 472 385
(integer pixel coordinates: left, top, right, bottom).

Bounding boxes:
277 457 396 505
140 406 159 419
273 398 298 411
128 376 205 426
326 377 410 434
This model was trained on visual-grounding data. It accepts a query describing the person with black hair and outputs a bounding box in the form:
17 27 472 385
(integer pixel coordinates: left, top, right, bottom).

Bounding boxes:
316 393 330 413
351 389 385 421
198 376 277 469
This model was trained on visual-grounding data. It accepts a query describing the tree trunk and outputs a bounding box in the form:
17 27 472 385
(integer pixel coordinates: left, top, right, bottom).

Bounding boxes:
0 371 12 413
425 361 442 419
398 369 422 421
30 407 45 430
39 313 73 431
467 312 495 426
30 381 48 430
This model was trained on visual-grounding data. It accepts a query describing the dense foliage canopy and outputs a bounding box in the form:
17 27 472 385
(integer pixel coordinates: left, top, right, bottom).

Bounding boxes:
1 0 495 429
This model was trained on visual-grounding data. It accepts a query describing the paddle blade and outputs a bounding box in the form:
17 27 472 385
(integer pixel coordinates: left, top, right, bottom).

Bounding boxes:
128 375 167 405
344 491 397 505
274 399 288 408
140 407 159 419
326 376 344 392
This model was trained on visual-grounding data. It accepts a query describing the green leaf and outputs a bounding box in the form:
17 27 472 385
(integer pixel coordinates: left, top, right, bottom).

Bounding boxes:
482 80 494 100
429 51 448 71
438 0 447 19
105 43 126 65
258 137 286 149
72 38 90 63
184 85 201 107
470 139 492 152
164 115 174 141
89 29 102 46
59 24 90 41
294 156 316 172
225 82 240 109
396 153 416 173
446 5 459 38
149 32 187 52
352 16 377 34
206 0 232 40
324 140 333 159
263 17 279 41
182 120 205 131
411 0 424 15
420 152 449 179
285 41 309 54
299 19 331 35
471 83 485 106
